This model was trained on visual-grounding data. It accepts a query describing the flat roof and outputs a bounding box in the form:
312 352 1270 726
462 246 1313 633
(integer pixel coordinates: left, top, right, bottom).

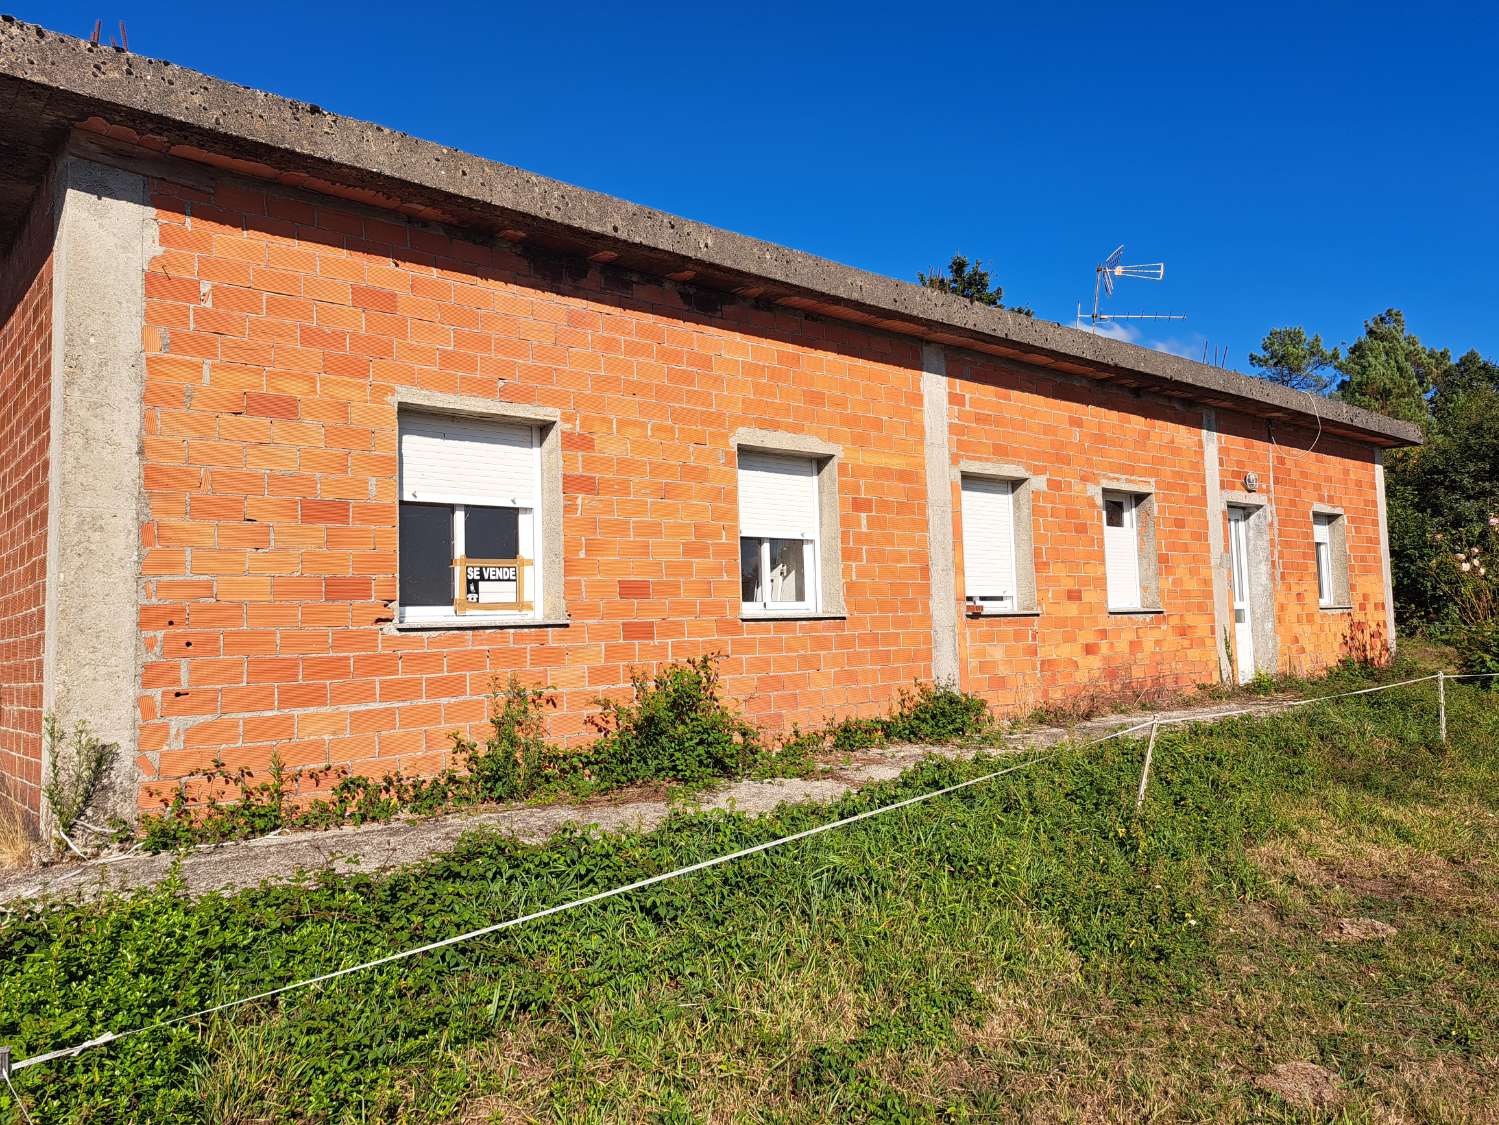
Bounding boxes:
0 16 1420 447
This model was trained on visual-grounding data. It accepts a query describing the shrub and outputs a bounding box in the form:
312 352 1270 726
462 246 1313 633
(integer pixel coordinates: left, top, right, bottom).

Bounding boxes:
451 678 557 800
881 681 990 743
829 716 887 753
1434 512 1499 683
581 655 761 786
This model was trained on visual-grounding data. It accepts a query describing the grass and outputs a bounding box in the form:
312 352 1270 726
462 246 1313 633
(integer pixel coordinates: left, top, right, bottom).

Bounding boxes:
0 669 1494 1122
0 800 32 869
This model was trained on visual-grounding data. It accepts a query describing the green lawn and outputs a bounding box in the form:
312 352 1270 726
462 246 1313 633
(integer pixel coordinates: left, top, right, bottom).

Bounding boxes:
2 671 1495 1122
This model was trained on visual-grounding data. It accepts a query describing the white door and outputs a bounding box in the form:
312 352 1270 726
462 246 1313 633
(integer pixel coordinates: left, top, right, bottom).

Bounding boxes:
1227 506 1255 684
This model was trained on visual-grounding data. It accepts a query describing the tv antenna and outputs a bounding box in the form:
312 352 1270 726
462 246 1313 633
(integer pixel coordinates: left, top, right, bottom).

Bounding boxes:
1077 245 1185 327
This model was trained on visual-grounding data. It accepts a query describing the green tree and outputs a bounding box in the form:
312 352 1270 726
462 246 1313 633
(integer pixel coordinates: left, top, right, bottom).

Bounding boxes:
918 254 1032 316
1382 341 1499 629
1335 309 1446 425
1248 326 1341 393
1433 348 1499 414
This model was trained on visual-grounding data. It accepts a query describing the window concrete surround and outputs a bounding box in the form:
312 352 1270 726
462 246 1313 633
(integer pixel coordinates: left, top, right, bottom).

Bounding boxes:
956 459 1042 614
731 428 846 618
42 155 156 826
389 388 566 625
1312 504 1352 609
1090 479 1162 612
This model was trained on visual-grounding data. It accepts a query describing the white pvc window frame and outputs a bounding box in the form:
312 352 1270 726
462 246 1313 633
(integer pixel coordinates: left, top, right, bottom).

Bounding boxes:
740 535 818 615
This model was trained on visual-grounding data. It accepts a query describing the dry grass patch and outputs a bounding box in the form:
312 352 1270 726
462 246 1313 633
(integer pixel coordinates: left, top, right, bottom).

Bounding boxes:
0 797 35 869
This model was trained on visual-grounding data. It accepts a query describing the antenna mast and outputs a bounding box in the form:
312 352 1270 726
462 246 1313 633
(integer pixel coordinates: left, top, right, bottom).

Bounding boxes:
1078 245 1186 328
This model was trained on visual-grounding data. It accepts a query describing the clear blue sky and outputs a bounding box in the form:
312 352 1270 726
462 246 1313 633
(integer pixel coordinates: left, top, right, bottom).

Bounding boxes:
21 1 1499 370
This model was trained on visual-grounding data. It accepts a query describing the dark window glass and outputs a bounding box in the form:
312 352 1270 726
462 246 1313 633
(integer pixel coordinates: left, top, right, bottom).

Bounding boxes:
740 537 762 602
1105 497 1127 528
465 505 521 559
399 502 453 607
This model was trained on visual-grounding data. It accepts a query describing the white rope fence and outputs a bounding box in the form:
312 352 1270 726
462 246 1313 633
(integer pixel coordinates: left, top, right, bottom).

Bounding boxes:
2 668 1493 1096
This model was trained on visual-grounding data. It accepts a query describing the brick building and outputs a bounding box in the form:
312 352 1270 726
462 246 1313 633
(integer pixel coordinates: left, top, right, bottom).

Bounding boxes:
0 20 1419 824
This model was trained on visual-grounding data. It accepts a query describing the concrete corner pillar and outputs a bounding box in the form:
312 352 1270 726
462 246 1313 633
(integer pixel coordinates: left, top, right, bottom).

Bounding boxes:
1373 449 1397 655
1201 410 1231 682
41 154 155 825
920 344 959 685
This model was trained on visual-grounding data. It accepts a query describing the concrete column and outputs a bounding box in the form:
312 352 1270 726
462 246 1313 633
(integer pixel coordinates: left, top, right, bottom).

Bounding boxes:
1373 448 1397 655
1201 410 1231 682
920 343 959 684
41 154 155 825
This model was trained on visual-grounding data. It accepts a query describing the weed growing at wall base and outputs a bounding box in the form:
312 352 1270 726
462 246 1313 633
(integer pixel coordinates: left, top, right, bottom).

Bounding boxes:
1 680 1491 1120
132 664 993 852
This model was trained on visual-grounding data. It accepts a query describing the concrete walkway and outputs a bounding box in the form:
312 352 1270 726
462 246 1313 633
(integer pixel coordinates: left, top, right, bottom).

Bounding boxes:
0 695 1292 909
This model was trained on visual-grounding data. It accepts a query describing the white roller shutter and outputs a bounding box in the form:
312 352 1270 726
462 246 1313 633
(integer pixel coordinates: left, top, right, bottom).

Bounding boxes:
1103 495 1141 608
400 413 537 507
737 450 818 540
1313 514 1332 544
960 477 1016 598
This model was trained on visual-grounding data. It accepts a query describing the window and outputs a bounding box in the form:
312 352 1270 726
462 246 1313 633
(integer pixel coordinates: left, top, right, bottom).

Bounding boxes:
1312 511 1349 607
738 450 819 614
1313 514 1333 606
1102 491 1143 609
961 476 1017 612
398 412 541 622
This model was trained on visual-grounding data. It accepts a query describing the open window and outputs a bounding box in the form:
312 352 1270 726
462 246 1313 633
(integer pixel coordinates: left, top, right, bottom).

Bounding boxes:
738 449 819 615
397 411 541 623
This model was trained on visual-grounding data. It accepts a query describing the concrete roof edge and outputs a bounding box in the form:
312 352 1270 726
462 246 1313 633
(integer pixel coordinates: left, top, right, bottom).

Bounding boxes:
0 16 1421 448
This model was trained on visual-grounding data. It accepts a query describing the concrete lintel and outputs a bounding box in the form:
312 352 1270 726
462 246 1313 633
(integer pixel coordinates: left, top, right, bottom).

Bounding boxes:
1221 490 1270 509
1311 502 1346 517
730 427 841 459
42 154 154 825
1097 477 1156 498
920 344 958 685
954 459 1045 489
391 387 561 425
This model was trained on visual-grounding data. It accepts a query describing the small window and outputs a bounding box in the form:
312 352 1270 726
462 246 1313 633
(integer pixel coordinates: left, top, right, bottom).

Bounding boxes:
1312 512 1348 607
1102 491 1144 609
738 450 818 614
398 412 541 621
961 476 1017 612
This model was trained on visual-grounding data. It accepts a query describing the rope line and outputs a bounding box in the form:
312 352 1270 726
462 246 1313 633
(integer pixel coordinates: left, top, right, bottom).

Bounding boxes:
2 1070 35 1125
11 721 1159 1075
0 670 1457 1081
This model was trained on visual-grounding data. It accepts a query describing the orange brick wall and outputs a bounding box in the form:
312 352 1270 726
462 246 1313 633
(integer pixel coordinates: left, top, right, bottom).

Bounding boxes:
1216 414 1389 672
0 183 54 820
136 174 934 808
947 354 1220 710
125 165 1393 809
